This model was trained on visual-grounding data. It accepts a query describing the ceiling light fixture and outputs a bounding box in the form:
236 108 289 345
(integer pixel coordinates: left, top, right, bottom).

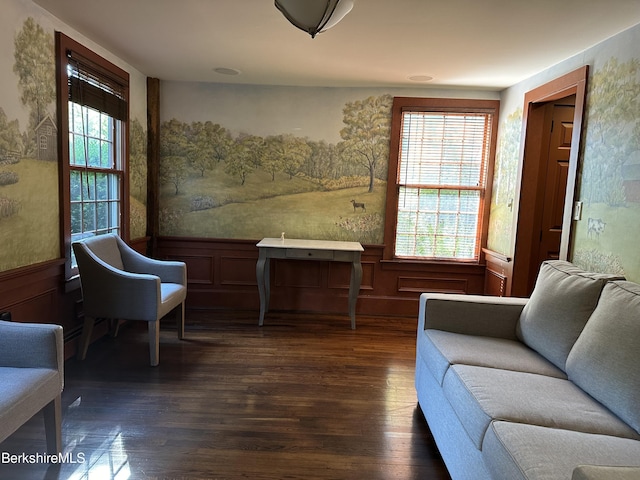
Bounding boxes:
214 67 241 76
275 0 354 39
408 75 434 82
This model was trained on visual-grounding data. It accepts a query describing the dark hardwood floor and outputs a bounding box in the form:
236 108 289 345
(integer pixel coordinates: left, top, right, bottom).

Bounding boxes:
1 311 450 480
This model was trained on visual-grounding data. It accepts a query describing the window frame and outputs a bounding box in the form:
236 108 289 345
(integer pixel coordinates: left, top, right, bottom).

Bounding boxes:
383 97 499 264
55 32 130 279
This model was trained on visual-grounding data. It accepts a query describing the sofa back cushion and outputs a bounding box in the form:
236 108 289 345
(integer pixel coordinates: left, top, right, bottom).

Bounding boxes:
566 281 640 434
517 261 621 371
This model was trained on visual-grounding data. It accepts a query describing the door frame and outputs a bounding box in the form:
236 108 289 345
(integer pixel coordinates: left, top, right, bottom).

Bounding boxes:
508 66 589 297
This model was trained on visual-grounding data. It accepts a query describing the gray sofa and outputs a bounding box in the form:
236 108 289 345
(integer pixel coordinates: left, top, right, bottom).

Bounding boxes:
415 260 640 480
0 320 64 454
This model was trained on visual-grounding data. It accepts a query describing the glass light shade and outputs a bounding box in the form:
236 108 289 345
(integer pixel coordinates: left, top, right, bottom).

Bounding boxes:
275 0 354 38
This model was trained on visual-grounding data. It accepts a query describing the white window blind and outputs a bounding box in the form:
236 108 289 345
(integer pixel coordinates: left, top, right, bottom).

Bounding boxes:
394 111 492 260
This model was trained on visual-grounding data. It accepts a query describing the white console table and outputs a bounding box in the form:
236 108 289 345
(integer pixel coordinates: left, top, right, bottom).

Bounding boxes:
256 238 364 329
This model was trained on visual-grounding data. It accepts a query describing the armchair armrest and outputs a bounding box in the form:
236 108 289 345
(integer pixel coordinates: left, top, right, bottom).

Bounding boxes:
117 237 186 285
572 465 640 480
0 321 63 383
418 293 528 340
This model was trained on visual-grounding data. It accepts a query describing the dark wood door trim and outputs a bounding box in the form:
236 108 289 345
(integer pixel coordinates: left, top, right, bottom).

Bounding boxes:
509 66 589 297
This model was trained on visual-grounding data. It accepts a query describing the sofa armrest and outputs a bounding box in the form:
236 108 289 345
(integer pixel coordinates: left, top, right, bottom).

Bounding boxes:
0 321 63 379
418 293 528 340
572 465 640 480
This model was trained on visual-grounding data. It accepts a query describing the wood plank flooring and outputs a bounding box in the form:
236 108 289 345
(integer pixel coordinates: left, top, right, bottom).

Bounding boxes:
0 311 450 480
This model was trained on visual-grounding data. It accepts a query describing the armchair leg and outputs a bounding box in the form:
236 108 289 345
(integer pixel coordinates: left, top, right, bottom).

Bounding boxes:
43 395 62 454
148 321 160 367
109 319 122 337
176 302 185 340
77 316 95 361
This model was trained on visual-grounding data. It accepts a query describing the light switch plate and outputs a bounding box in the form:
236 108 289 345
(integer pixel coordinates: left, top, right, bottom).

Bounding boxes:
573 201 583 221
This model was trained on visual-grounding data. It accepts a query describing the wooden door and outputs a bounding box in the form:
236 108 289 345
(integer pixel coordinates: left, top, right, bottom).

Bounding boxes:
536 101 575 266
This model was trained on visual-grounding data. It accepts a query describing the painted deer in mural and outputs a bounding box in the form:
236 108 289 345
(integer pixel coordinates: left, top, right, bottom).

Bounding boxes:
350 200 366 212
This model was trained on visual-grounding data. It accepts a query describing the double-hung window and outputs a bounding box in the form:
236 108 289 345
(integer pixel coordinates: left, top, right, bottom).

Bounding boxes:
56 32 129 277
385 98 499 262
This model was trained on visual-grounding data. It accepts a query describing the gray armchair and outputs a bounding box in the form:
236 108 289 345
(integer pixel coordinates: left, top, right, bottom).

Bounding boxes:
73 234 187 366
0 320 64 454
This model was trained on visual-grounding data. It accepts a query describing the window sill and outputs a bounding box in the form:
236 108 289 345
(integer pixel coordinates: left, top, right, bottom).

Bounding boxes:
379 258 486 272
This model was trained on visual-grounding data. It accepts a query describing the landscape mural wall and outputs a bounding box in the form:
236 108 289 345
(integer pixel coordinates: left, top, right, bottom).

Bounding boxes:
0 0 148 273
158 84 497 244
3 0 640 290
489 22 640 283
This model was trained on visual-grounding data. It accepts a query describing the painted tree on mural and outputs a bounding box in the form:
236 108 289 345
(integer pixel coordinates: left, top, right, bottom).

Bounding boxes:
0 108 22 219
187 121 232 176
161 118 190 158
13 17 55 152
224 134 263 185
160 119 191 194
267 134 311 180
129 119 146 202
340 94 393 192
262 135 287 181
0 108 22 158
305 140 337 179
487 108 523 255
161 156 188 195
583 57 640 206
128 119 147 238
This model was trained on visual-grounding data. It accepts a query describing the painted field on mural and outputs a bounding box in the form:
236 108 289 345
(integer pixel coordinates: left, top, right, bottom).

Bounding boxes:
573 202 640 281
0 158 59 270
159 164 386 244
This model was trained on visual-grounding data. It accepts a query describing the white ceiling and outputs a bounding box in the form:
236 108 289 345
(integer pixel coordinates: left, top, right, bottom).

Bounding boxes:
33 0 640 89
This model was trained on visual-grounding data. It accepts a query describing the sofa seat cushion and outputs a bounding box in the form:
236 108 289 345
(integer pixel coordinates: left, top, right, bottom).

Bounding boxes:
566 280 640 435
0 367 60 441
572 465 640 480
517 260 623 371
442 365 640 450
420 329 566 385
483 421 640 480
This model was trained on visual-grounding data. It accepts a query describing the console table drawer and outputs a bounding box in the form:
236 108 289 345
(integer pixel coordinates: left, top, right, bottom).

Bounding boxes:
286 248 334 260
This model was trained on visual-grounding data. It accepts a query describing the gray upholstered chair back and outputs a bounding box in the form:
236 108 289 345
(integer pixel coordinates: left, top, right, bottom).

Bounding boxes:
78 234 125 270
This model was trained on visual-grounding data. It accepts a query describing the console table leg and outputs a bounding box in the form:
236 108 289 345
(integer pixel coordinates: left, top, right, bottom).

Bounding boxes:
256 254 269 326
348 257 362 329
